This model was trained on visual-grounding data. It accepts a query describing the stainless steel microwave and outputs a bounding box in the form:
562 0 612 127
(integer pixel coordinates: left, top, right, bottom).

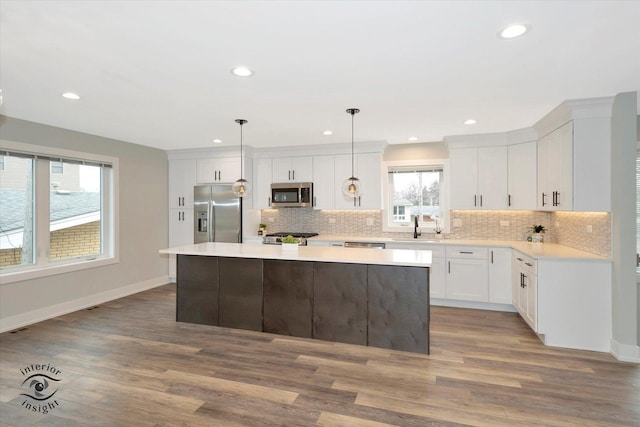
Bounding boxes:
270 182 314 207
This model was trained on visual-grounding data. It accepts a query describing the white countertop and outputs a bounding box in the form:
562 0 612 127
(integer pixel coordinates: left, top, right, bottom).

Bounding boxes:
160 242 432 267
307 235 610 261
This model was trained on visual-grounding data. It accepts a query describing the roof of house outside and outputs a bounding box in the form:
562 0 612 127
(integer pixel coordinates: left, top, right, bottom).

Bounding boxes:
0 189 100 232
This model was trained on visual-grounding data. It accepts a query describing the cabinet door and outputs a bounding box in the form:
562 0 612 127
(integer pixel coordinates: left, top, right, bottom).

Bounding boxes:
272 157 313 182
169 159 196 208
263 260 313 337
446 258 488 302
523 271 537 330
508 142 537 210
357 152 382 209
537 135 551 210
334 153 381 209
478 147 508 209
429 257 446 299
253 158 273 209
176 255 219 326
554 121 573 211
218 257 263 331
196 157 241 183
313 262 367 345
312 155 335 209
334 154 359 209
488 248 511 304
169 208 194 247
449 148 479 209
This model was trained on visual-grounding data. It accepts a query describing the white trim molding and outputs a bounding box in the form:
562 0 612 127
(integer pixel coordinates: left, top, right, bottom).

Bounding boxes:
0 276 169 333
610 339 640 363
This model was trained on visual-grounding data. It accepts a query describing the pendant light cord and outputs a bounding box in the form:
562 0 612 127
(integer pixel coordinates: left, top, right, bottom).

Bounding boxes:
240 123 243 179
351 112 354 178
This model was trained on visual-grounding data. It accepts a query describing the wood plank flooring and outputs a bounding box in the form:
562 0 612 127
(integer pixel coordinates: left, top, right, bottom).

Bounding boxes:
1 283 638 426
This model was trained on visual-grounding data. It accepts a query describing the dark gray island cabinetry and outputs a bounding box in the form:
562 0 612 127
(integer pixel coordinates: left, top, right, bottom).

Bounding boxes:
166 243 432 354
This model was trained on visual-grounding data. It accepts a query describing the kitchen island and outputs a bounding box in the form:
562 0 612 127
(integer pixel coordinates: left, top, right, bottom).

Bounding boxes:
160 242 432 354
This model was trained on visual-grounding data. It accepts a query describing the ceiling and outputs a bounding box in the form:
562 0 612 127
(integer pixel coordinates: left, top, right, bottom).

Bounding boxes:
1 1 639 151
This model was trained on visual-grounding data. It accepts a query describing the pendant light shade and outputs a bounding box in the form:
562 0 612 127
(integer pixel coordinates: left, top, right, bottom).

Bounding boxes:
342 108 362 198
232 119 251 198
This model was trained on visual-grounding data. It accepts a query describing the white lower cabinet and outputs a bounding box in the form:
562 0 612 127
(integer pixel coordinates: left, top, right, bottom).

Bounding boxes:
445 246 488 302
512 251 537 331
488 248 512 304
168 208 193 280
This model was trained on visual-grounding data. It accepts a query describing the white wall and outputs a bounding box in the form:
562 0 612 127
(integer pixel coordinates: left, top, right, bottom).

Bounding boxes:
0 116 169 331
383 142 448 161
610 93 639 360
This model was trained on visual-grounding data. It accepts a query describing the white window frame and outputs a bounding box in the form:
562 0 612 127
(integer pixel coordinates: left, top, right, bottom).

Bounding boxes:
382 158 450 233
0 140 119 285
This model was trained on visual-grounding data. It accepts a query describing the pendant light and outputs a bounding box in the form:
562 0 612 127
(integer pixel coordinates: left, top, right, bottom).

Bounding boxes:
232 119 250 198
342 108 362 198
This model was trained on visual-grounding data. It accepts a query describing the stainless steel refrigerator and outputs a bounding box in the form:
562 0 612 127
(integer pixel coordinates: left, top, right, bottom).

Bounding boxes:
194 184 242 244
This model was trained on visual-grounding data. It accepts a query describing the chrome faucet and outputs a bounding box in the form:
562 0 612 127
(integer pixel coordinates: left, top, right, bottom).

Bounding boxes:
414 216 421 239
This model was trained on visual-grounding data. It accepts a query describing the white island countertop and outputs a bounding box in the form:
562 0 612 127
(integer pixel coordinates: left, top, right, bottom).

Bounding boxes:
160 242 432 268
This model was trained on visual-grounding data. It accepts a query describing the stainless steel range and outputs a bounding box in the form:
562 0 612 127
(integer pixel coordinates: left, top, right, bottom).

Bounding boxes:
262 232 318 246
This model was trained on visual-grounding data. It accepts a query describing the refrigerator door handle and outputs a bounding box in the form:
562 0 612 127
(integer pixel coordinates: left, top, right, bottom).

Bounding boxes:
210 203 215 242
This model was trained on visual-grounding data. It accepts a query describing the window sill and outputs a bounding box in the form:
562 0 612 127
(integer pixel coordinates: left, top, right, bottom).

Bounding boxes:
0 256 118 285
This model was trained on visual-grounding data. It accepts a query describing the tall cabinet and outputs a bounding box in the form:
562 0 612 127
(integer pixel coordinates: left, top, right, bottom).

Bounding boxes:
168 159 196 279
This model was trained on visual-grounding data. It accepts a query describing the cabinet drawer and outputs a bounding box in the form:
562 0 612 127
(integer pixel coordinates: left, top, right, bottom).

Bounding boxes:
414 245 445 258
446 246 488 260
513 251 536 274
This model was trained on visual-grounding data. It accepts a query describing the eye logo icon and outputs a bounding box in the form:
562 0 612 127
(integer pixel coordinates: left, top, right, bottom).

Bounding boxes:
21 374 60 401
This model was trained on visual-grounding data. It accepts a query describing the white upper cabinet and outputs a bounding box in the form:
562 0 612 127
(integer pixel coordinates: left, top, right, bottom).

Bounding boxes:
253 158 273 209
334 153 382 209
272 157 313 182
169 159 196 208
312 155 335 209
196 157 241 184
533 97 613 212
507 141 537 210
537 121 573 211
450 147 508 209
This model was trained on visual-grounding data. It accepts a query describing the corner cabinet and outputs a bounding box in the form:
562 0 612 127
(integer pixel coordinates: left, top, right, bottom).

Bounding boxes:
537 121 573 211
449 147 508 209
334 152 382 209
488 248 512 304
507 142 537 210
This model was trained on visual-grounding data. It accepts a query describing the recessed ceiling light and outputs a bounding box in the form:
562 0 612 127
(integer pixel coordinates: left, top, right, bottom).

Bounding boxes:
230 66 254 77
62 92 80 100
323 130 333 135
213 139 222 144
408 136 418 142
464 119 477 125
498 24 529 39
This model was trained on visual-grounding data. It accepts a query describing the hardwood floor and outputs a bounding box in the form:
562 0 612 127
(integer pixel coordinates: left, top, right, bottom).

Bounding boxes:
1 283 638 426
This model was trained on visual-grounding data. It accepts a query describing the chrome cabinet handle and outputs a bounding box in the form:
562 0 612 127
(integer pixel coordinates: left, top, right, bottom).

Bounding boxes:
542 193 546 206
516 257 523 261
525 262 533 267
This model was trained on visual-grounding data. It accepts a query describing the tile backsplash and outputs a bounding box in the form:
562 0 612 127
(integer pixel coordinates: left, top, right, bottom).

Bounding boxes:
260 209 611 257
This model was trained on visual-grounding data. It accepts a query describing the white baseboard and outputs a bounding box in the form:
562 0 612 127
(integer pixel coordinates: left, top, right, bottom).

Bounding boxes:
0 275 170 334
610 338 640 363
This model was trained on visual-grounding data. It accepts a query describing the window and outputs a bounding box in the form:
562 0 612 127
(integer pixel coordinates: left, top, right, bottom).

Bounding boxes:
382 159 449 233
51 161 63 174
0 155 34 268
0 141 118 283
49 161 102 261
